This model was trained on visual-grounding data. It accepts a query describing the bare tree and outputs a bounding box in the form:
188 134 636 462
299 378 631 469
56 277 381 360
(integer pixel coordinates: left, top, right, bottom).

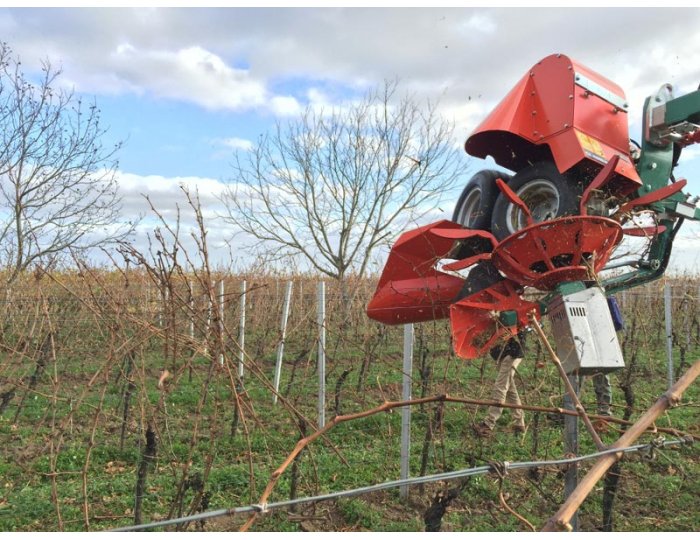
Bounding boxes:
0 42 128 283
220 81 464 282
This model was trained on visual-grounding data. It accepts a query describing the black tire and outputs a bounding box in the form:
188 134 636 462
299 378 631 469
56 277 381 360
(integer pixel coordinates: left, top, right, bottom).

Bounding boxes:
490 161 584 241
452 169 512 230
451 169 511 259
455 261 504 301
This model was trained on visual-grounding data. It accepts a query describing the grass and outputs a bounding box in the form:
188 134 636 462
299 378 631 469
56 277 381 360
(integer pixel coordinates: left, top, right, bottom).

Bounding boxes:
0 274 699 531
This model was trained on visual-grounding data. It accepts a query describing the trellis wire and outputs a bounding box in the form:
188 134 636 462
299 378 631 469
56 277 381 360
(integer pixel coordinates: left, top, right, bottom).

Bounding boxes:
108 438 692 532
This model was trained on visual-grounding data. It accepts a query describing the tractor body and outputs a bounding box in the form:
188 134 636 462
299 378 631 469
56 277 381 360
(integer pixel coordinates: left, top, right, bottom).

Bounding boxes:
367 53 700 362
466 54 640 195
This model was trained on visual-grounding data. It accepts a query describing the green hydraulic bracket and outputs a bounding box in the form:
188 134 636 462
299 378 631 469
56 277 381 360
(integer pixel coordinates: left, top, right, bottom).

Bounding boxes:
602 86 700 295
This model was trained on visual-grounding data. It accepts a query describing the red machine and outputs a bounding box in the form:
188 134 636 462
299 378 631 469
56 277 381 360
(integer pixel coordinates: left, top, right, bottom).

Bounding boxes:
466 54 641 197
367 53 700 359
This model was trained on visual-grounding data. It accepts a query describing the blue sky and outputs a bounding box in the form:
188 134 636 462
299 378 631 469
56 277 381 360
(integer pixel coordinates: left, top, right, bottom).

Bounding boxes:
2 6 700 272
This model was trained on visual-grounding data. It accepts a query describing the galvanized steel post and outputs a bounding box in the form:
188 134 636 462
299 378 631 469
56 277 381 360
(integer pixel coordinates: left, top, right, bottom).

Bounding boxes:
665 282 674 389
238 280 246 379
273 281 293 405
563 374 580 532
218 279 225 366
400 323 414 499
317 281 326 428
188 280 195 342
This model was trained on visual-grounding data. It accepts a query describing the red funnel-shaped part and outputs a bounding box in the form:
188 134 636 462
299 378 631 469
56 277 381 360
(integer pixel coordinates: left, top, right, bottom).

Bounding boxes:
367 220 498 325
367 275 465 325
491 216 622 291
450 279 541 360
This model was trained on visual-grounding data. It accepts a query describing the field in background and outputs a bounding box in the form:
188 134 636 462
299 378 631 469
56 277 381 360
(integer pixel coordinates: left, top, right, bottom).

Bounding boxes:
0 268 698 532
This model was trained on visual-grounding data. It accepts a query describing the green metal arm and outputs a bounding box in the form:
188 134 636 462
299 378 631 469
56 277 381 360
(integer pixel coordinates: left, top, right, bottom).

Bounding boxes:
601 86 700 294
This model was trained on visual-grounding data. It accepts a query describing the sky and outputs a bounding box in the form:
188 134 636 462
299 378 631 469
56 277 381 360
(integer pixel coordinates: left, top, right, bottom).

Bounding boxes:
2 6 700 273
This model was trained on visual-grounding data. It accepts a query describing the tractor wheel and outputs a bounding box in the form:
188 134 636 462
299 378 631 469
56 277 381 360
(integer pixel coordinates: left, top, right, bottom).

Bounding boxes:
490 161 585 241
453 169 512 230
451 170 511 259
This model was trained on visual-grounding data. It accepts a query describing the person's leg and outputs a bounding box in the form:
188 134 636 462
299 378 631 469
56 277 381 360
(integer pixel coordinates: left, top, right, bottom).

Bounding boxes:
506 358 525 428
483 355 515 429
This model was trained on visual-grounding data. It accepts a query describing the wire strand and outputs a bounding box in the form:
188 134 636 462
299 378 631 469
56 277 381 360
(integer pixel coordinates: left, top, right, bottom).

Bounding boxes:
108 437 692 532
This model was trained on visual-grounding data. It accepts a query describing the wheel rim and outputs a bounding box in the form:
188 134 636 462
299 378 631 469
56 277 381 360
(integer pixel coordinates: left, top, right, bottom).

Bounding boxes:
505 179 560 234
457 187 483 228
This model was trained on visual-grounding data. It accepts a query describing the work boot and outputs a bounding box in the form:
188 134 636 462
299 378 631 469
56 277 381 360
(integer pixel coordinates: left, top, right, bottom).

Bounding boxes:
512 424 526 434
473 422 493 438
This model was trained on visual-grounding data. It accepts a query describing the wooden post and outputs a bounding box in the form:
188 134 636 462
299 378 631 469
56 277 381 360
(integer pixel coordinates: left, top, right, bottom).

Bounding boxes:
543 359 700 531
317 281 326 428
400 323 414 499
273 281 293 405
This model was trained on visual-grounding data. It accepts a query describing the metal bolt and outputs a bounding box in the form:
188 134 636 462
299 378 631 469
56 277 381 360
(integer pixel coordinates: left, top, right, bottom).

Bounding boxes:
530 72 534 77
583 91 590 98
532 110 537 115
648 162 657 170
569 94 573 100
564 123 569 128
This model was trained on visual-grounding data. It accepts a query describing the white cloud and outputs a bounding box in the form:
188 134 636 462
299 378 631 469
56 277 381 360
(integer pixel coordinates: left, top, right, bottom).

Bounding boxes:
270 95 302 116
307 87 330 106
215 137 254 152
110 44 267 111
460 13 497 35
4 7 700 128
112 170 256 265
115 171 229 220
678 145 700 162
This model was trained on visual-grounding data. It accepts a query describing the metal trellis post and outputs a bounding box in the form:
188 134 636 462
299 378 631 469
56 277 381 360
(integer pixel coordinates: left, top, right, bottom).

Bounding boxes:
665 281 674 389
318 281 326 428
273 281 293 405
563 373 580 532
400 323 414 499
238 280 246 379
189 280 195 343
219 279 225 366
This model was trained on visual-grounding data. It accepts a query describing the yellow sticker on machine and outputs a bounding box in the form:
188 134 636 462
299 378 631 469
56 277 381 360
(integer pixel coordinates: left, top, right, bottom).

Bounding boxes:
575 130 606 159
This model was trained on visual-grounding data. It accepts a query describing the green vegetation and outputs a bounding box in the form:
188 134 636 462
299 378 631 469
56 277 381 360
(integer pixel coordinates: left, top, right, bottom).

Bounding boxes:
0 272 698 531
